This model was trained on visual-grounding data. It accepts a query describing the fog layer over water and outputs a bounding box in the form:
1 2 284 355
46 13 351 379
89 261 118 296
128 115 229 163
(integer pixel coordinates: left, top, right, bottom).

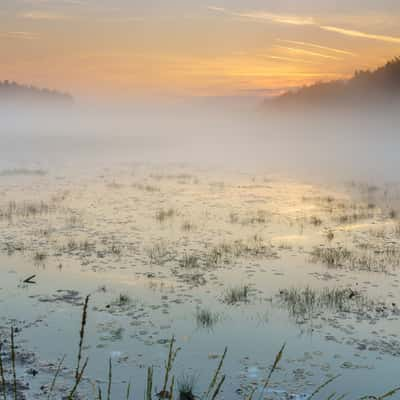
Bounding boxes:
1 100 399 181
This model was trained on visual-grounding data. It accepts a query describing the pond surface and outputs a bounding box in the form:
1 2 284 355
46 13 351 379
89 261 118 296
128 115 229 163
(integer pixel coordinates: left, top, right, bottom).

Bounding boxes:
1 164 400 399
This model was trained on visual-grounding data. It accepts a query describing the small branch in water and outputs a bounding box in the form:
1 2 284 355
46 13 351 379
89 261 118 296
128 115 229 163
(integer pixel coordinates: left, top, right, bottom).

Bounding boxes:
23 275 36 284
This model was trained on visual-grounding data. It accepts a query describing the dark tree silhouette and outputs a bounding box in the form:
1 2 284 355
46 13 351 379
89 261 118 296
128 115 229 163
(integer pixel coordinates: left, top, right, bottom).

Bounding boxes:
0 80 73 105
270 57 400 109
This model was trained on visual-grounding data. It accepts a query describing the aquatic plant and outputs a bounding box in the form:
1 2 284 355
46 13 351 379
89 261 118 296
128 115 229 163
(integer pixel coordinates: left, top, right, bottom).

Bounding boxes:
278 287 372 320
0 297 400 399
180 254 200 269
155 208 175 222
195 308 219 329
177 374 197 400
223 285 249 305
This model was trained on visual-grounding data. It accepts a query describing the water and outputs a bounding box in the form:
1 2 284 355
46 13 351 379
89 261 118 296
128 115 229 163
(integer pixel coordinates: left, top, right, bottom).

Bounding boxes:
1 161 400 399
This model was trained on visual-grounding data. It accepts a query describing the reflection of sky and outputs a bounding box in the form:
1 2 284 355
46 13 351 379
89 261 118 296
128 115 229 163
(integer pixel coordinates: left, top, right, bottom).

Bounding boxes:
1 0 400 97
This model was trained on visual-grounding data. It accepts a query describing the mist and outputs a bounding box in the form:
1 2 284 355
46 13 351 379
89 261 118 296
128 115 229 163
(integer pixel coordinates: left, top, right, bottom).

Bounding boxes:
1 97 400 184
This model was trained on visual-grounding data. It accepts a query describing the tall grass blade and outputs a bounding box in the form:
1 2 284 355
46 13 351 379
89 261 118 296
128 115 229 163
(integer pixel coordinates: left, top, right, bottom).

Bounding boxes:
205 347 227 399
0 344 6 400
107 358 112 400
75 295 90 382
68 357 88 399
145 366 153 400
10 328 16 400
47 354 66 399
211 375 225 400
308 375 340 400
257 343 285 400
126 382 131 400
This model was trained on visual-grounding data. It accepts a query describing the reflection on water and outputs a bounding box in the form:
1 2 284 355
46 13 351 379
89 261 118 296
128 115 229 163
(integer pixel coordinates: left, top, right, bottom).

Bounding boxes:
1 164 400 398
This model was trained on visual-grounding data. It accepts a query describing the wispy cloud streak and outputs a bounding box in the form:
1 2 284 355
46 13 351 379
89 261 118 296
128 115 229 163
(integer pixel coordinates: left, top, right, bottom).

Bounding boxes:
208 5 400 44
274 46 342 60
0 31 39 40
20 11 76 20
320 25 400 44
277 39 356 56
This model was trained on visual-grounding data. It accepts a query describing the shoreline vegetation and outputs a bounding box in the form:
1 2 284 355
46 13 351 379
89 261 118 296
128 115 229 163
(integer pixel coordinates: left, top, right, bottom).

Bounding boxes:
0 297 400 400
268 57 400 110
0 81 73 106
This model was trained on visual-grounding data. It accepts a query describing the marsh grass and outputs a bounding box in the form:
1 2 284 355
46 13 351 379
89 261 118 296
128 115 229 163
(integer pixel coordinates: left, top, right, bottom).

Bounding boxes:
310 247 352 267
311 244 400 273
180 254 200 269
325 230 334 241
310 216 323 226
155 208 175 222
0 200 53 220
177 374 197 400
333 210 374 225
110 244 122 256
195 308 220 329
223 285 249 305
0 168 47 177
278 287 373 320
114 293 131 307
147 241 172 265
132 183 160 192
181 221 195 232
0 298 399 399
206 236 276 267
33 251 47 264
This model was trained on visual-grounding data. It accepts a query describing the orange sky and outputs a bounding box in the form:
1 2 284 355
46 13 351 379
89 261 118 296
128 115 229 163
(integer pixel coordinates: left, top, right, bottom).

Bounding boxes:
1 1 400 98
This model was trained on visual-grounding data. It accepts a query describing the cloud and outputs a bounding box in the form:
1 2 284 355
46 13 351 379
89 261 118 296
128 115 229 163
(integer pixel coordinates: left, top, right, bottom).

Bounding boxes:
277 39 356 56
262 55 314 64
233 11 315 26
207 6 226 13
20 11 76 20
208 6 400 45
320 25 400 44
274 46 342 60
0 31 39 40
208 6 316 26
22 0 87 4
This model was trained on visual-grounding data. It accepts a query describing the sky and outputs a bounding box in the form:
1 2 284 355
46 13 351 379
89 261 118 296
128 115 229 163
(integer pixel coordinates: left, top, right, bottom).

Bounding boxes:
1 0 400 99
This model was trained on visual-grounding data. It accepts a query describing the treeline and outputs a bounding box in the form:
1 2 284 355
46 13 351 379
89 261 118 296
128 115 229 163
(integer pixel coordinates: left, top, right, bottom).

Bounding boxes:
0 80 73 105
270 57 400 109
